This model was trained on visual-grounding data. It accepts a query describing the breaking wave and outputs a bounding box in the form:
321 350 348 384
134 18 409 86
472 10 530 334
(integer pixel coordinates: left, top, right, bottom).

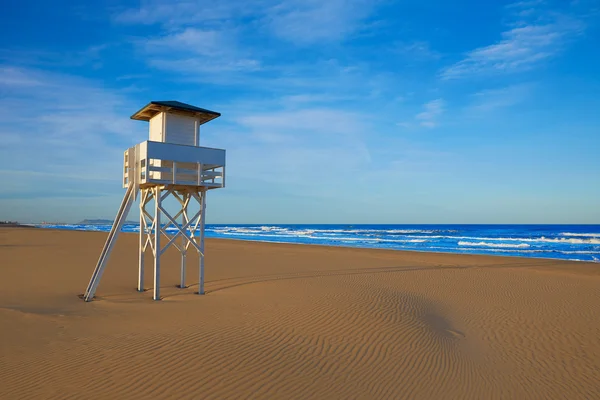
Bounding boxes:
458 241 530 248
560 232 600 238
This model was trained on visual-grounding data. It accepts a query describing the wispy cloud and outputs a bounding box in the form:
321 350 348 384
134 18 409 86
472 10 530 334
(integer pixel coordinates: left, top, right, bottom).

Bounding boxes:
143 28 226 56
237 108 364 138
212 105 373 197
0 44 110 69
280 93 357 104
114 1 260 26
467 84 533 113
0 66 47 87
111 0 388 92
264 0 378 44
415 99 445 128
440 7 584 79
139 27 262 76
395 41 441 60
117 1 263 80
149 58 262 76
116 0 378 45
114 0 393 95
0 66 140 188
505 0 545 10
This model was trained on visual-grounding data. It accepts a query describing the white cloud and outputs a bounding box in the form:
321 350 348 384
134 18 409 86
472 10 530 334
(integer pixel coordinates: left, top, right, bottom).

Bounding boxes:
467 84 533 113
505 0 545 9
281 93 357 104
237 108 363 137
212 105 372 193
150 57 262 74
0 66 47 87
0 66 141 185
415 99 445 128
115 1 388 91
264 0 378 44
396 121 413 129
114 1 261 26
115 0 378 45
144 28 226 56
140 27 261 75
0 45 111 70
440 15 583 79
395 41 441 60
117 2 262 79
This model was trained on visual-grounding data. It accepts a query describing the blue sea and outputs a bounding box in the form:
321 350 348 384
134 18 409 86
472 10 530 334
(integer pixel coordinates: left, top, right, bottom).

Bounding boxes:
35 223 600 263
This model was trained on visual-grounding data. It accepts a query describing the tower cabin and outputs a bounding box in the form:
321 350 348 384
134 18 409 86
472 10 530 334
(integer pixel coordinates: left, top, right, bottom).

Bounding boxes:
133 100 217 146
125 100 225 188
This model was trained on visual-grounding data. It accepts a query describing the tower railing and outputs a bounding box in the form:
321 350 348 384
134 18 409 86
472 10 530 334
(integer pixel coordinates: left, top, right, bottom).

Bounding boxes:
123 140 225 188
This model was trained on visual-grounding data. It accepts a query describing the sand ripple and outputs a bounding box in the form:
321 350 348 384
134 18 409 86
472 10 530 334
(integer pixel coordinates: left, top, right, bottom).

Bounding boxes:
1 230 599 399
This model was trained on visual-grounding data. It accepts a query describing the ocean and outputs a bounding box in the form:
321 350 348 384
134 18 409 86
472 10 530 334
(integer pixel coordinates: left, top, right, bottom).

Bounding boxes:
35 223 600 263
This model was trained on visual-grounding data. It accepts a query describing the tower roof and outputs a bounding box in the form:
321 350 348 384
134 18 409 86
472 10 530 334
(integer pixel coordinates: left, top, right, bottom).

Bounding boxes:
131 101 221 124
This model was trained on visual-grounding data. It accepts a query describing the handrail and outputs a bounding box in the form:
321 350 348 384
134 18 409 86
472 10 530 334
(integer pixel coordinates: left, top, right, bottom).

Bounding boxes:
123 141 226 188
146 140 225 152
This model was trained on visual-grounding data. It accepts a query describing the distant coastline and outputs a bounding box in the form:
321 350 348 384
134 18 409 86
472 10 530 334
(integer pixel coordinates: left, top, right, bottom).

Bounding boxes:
2 219 138 227
0 221 36 228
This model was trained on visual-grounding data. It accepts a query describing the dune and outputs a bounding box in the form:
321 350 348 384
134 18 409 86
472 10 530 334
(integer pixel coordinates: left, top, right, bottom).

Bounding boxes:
1 227 599 399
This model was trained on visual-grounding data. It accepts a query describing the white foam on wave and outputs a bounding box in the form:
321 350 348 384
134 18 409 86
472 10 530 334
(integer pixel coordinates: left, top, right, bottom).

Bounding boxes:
336 237 427 244
560 232 600 238
288 228 448 235
256 226 292 233
458 241 530 248
459 248 600 256
431 246 569 255
211 226 292 235
216 232 291 239
209 226 454 236
214 230 427 244
463 248 541 253
219 228 257 234
520 237 600 245
559 250 600 254
412 234 600 245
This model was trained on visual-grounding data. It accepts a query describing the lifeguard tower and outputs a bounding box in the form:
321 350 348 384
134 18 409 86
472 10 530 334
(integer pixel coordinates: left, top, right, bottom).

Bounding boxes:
83 101 226 301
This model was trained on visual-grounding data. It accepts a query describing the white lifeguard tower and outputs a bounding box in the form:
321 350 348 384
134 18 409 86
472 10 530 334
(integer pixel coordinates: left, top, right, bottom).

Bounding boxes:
83 101 226 301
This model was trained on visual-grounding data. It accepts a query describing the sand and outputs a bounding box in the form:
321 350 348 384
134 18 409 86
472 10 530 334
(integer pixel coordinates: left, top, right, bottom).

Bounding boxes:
1 227 599 399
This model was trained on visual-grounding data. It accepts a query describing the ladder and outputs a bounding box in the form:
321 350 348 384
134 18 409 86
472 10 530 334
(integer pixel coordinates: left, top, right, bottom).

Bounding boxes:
83 182 135 301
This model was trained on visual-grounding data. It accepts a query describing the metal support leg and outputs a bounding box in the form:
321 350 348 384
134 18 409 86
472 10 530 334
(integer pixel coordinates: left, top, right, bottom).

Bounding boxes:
199 189 206 295
180 191 188 288
138 189 146 292
153 186 161 301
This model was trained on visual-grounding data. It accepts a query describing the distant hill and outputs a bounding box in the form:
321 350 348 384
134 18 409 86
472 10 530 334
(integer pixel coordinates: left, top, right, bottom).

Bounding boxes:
79 219 138 225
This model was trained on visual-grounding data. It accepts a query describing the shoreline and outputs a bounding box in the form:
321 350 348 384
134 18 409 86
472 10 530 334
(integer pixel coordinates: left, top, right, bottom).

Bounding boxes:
22 225 600 265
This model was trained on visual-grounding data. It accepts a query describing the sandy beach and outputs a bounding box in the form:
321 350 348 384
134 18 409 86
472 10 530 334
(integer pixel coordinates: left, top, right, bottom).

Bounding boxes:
1 227 599 399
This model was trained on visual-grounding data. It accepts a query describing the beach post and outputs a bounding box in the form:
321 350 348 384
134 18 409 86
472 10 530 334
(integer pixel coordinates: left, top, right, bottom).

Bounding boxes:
82 101 226 301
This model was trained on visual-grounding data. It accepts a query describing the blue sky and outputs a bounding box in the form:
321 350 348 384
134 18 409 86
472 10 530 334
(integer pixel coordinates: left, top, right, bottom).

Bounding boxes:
1 0 599 224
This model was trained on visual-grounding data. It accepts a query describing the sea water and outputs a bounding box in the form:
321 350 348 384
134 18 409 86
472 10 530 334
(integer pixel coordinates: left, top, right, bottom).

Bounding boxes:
35 223 600 263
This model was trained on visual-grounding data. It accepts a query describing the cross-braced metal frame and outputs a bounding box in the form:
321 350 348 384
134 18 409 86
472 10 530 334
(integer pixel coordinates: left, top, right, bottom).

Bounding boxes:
83 184 207 302
138 186 207 300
